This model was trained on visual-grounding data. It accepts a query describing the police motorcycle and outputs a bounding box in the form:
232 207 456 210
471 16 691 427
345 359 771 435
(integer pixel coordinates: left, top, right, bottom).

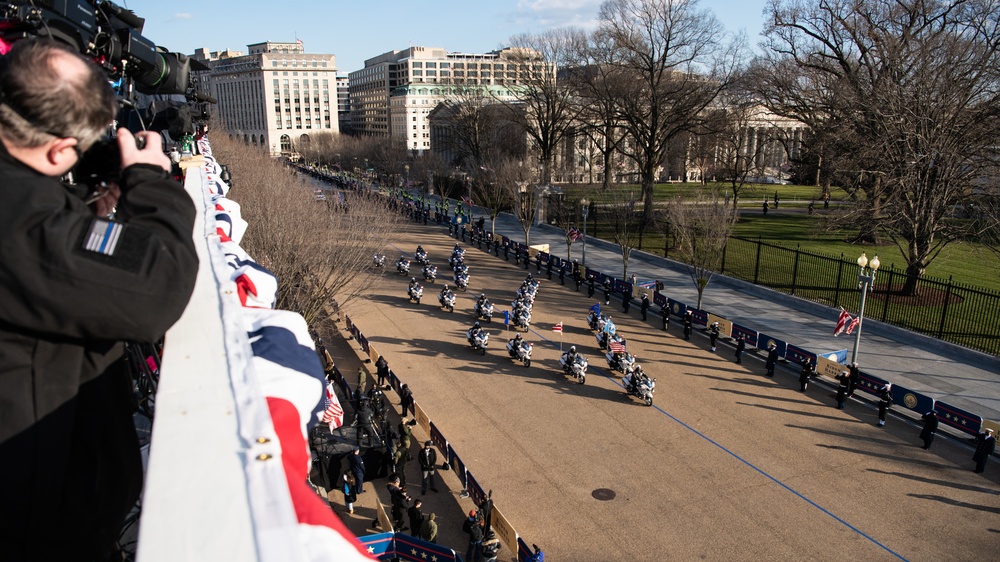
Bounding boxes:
396 256 411 276
506 335 533 367
454 264 470 291
373 253 386 269
423 264 438 283
438 285 456 313
414 246 429 266
597 330 626 351
595 315 615 334
474 295 494 323
522 275 539 297
466 322 489 356
449 245 466 269
559 347 587 384
513 307 532 331
623 365 656 406
407 278 423 304
605 348 637 374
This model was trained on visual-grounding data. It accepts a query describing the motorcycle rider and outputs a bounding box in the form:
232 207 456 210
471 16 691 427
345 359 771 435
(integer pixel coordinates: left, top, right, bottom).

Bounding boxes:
416 244 425 257
439 284 453 303
408 277 419 295
625 365 646 394
468 321 485 344
562 345 582 367
508 333 525 356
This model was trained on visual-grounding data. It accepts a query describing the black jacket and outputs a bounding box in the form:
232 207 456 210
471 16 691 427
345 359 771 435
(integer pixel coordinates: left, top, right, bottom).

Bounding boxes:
0 144 197 559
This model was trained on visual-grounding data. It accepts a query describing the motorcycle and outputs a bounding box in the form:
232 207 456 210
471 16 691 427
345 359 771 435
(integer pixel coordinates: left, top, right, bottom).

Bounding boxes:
373 254 385 269
396 258 410 276
455 272 470 291
414 248 429 266
559 353 587 384
587 311 603 331
597 331 626 351
407 284 423 304
467 328 489 355
506 338 533 367
513 308 531 331
623 368 656 406
605 349 637 374
423 265 438 283
439 291 456 313
474 300 494 323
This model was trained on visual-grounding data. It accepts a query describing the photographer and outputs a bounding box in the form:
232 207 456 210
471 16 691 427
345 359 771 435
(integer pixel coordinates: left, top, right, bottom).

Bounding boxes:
0 39 198 560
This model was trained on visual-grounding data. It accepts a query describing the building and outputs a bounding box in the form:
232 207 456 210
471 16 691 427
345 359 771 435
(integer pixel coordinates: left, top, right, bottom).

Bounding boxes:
349 46 553 153
336 75 351 135
193 41 339 156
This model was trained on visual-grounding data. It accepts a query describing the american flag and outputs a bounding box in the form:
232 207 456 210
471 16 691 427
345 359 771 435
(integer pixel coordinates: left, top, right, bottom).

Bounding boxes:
321 382 345 431
568 227 582 241
552 322 563 333
845 316 861 335
834 309 852 336
609 341 626 354
461 196 474 208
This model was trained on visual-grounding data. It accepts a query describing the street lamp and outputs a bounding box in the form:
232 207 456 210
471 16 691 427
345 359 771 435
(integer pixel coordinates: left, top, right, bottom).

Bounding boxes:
851 252 880 365
581 198 589 267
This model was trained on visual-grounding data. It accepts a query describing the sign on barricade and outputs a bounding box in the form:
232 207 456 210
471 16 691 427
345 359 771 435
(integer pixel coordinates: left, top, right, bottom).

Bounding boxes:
490 505 519 558
413 401 430 434
585 267 599 281
815 355 845 379
935 401 983 436
856 371 888 396
667 298 687 318
368 344 379 364
731 323 758 348
358 533 393 558
890 384 934 414
393 534 460 562
757 333 786 357
613 279 630 294
785 344 816 366
653 291 667 308
818 349 849 364
429 422 448 459
449 446 467 489
388 370 400 394
690 309 708 327
706 313 732 338
517 538 534 562
375 501 394 533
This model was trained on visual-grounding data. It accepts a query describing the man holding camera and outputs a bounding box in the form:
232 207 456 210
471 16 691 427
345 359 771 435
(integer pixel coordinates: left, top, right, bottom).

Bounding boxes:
0 39 198 560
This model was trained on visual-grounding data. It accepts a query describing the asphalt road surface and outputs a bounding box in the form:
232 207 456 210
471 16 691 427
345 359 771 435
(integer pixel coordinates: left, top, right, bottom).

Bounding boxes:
340 221 998 562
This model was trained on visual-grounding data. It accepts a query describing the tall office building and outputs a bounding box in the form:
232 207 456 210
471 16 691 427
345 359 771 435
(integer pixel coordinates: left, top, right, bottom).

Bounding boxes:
193 41 339 156
349 46 552 153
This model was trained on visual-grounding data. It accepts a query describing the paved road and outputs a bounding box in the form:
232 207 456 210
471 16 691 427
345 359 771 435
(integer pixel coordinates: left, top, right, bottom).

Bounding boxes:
331 218 998 562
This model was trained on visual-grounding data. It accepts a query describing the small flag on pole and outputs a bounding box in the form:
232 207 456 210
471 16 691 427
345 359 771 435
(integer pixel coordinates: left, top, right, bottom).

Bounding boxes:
834 309 851 336
845 316 861 335
321 382 345 431
589 303 601 315
552 322 563 333
503 310 510 325
609 341 626 354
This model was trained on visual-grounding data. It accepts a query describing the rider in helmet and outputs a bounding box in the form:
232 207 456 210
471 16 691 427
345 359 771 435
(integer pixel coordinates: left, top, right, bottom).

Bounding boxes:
563 345 580 365
408 277 418 293
469 321 484 341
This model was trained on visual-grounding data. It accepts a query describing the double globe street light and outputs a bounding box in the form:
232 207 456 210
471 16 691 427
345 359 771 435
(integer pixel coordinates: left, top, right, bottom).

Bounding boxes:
851 252 881 366
580 198 590 268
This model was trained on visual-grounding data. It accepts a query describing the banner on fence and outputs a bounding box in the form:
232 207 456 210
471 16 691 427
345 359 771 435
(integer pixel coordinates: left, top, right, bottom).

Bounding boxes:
935 401 983 436
785 344 816 366
706 314 732 338
393 533 460 562
388 370 400 395
731 323 758 348
613 279 630 294
653 291 667 308
585 267 599 281
413 401 430 434
757 333 786 357
490 505 519 557
856 371 888 396
466 471 487 507
517 538 534 562
448 446 467 488
890 384 934 414
358 533 393 558
690 309 708 327
429 422 448 458
368 343 380 364
668 298 687 318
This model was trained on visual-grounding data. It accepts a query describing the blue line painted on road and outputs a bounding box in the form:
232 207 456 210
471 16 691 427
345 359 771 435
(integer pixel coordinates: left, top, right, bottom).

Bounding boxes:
527 325 909 562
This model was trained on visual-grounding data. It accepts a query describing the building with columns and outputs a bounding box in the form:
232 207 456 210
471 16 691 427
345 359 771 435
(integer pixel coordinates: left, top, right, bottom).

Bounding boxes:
193 41 339 156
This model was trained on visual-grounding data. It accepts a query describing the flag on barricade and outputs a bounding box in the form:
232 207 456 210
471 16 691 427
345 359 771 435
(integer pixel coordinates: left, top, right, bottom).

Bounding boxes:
552 322 563 333
609 341 626 354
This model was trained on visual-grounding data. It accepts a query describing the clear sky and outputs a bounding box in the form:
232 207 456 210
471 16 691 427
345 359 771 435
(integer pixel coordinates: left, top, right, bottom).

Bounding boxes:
121 0 771 74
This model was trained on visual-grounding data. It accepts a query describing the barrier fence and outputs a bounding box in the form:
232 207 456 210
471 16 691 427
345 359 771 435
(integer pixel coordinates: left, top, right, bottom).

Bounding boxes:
721 236 1000 356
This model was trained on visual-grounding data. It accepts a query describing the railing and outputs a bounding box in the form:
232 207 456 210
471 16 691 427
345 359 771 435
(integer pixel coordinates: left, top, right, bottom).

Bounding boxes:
720 236 1000 356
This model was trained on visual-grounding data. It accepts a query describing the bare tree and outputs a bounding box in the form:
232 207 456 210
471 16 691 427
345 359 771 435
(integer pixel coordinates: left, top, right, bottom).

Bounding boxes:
762 0 1000 294
211 133 402 327
547 189 595 261
497 159 540 245
665 187 739 309
604 186 644 278
595 0 740 246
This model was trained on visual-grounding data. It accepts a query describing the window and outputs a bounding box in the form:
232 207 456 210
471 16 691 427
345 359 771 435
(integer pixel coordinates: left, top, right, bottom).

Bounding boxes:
440 62 450 69
426 62 436 68
412 61 422 68
427 70 436 76
413 70 422 76
453 63 464 69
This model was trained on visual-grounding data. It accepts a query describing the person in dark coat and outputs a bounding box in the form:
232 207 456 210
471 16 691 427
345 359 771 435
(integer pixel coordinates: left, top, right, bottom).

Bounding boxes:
419 441 440 494
765 343 779 377
847 363 861 397
919 411 939 450
661 306 670 331
973 428 995 473
342 473 358 514
546 256 553 279
465 511 484 562
708 322 720 351
603 279 613 305
622 283 633 313
375 355 390 390
387 475 411 530
399 383 415 417
640 293 650 321
503 241 510 260
588 275 596 298
877 383 893 427
799 362 815 392
734 335 746 364
573 260 583 291
350 447 367 493
408 499 425 536
683 311 693 341
835 371 850 409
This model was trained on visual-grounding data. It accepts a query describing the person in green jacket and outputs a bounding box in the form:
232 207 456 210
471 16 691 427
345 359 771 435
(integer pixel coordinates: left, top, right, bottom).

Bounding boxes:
420 513 438 543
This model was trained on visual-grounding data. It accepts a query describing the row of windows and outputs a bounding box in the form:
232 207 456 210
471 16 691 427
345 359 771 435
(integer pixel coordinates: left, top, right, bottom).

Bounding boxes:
409 61 510 70
270 60 328 68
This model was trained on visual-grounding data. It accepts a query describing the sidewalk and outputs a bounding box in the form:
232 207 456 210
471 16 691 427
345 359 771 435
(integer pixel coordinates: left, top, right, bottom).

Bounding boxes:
409 193 1000 424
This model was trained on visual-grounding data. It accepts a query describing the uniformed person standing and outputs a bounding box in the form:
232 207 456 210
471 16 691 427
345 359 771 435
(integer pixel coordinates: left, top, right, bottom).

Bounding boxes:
0 39 198 561
640 293 650 321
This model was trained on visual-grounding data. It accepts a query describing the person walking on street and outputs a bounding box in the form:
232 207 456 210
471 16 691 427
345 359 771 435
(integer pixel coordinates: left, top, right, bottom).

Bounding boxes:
640 293 650 321
342 473 358 514
683 311 693 341
399 384 415 417
350 447 367 493
357 367 367 399
708 322 720 351
799 362 815 392
464 510 484 562
588 275 596 298
765 343 778 377
603 279 612 306
661 305 669 331
375 355 390 389
622 283 633 313
421 513 439 543
407 499 425 537
919 411 939 450
973 428 995 473
877 383 893 427
393 444 411 487
835 372 850 409
734 335 746 364
419 441 440 494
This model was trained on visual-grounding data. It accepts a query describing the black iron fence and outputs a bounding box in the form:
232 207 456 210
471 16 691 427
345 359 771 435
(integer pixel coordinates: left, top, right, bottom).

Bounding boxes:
720 236 1000 356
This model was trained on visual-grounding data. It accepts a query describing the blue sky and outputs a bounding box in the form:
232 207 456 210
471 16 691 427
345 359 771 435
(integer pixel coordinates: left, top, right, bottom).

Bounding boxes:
121 0 770 73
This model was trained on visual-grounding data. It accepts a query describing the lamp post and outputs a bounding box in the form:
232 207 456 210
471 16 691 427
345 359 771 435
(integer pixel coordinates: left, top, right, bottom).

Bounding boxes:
404 164 410 198
851 252 880 365
581 198 589 268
